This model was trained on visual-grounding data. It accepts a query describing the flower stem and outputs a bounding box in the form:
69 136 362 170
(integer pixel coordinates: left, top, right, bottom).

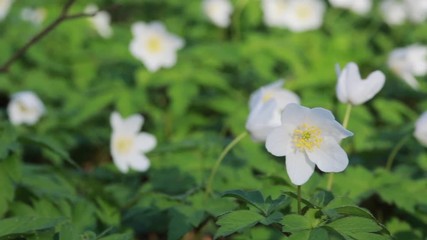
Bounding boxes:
385 135 411 171
327 103 353 191
297 185 302 215
205 131 248 195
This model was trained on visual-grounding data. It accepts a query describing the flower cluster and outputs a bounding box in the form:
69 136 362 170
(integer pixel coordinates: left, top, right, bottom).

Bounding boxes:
380 0 427 25
329 0 372 15
7 91 45 126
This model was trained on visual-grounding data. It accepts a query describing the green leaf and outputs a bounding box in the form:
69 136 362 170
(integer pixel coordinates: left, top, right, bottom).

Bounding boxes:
327 217 382 235
0 125 18 159
350 232 391 240
98 232 133 240
222 190 266 214
0 216 66 237
215 210 264 238
260 211 283 225
281 214 313 233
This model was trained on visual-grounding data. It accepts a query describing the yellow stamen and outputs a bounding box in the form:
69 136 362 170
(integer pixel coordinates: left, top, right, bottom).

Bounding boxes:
146 36 162 53
262 92 274 103
296 5 312 20
116 137 133 154
292 123 323 152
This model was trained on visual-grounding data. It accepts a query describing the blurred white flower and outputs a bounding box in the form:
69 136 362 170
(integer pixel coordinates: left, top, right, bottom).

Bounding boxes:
130 21 184 72
284 0 325 32
336 62 386 105
266 103 353 185
7 91 45 126
21 7 47 26
262 0 290 27
380 0 407 25
202 0 233 28
388 44 427 90
110 112 157 173
246 80 300 142
84 4 113 38
329 0 372 15
405 0 427 23
0 0 12 21
414 111 427 147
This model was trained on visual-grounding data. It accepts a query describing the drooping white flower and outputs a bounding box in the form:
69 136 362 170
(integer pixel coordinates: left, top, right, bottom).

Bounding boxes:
388 44 427 90
336 62 386 105
266 103 353 185
329 0 372 15
84 4 113 39
380 0 407 25
202 0 233 28
284 0 325 32
130 21 184 72
110 112 157 173
246 80 300 142
405 0 427 23
261 0 290 27
21 7 47 26
414 111 427 147
7 91 45 126
0 0 12 21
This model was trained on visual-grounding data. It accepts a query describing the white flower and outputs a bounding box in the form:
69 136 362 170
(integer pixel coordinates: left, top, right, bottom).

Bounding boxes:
266 103 353 185
284 0 325 32
110 112 157 173
336 62 385 105
329 0 372 15
0 0 12 21
202 0 233 28
388 44 427 90
7 91 45 126
405 0 427 23
414 111 427 147
130 21 184 72
380 0 407 25
84 4 113 39
21 7 47 26
262 0 290 27
246 80 300 142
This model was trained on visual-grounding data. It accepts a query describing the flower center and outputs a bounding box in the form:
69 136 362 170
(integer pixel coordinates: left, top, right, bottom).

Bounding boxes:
17 101 33 114
292 123 323 152
115 137 134 154
146 35 162 53
295 4 312 20
262 91 274 103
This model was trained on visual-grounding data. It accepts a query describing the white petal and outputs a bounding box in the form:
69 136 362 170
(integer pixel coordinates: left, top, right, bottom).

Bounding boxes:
112 154 130 173
285 151 315 185
281 103 308 126
306 137 349 173
136 132 157 152
414 112 427 147
110 112 123 130
131 22 147 36
265 125 292 156
123 114 144 133
246 100 280 141
348 70 385 105
401 73 419 90
336 65 348 103
129 154 151 172
308 108 353 141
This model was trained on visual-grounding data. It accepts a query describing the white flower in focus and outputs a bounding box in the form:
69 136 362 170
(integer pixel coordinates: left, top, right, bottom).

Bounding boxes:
380 0 407 25
202 0 233 28
85 4 113 38
246 80 300 142
130 21 184 72
21 7 47 26
336 62 386 105
388 44 427 90
414 111 427 147
329 0 372 15
262 0 290 27
405 0 427 23
7 91 45 126
266 103 353 185
110 112 157 173
284 0 325 32
0 0 12 21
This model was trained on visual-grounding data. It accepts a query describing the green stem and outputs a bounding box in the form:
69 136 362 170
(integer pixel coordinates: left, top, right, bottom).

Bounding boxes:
205 132 248 195
327 103 352 191
232 0 249 41
297 185 302 215
385 135 411 171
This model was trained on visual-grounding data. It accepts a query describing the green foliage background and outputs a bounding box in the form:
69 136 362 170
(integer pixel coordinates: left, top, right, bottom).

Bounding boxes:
0 0 427 239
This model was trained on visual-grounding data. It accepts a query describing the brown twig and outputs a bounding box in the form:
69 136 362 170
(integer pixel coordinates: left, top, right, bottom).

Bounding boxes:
0 0 118 73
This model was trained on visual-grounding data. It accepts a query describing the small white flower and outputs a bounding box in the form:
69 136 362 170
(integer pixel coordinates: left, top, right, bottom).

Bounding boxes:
336 62 386 105
380 0 407 25
266 103 353 185
329 0 372 15
7 91 45 126
388 44 427 90
110 112 157 173
405 0 427 23
129 21 184 72
261 0 290 27
283 0 325 32
246 80 300 142
202 0 233 28
0 0 12 21
21 7 47 26
414 111 427 147
84 4 113 39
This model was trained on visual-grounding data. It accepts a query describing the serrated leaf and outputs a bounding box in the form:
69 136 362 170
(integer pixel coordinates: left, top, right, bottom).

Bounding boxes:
281 214 313 233
222 190 266 214
327 217 382 235
215 210 264 238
